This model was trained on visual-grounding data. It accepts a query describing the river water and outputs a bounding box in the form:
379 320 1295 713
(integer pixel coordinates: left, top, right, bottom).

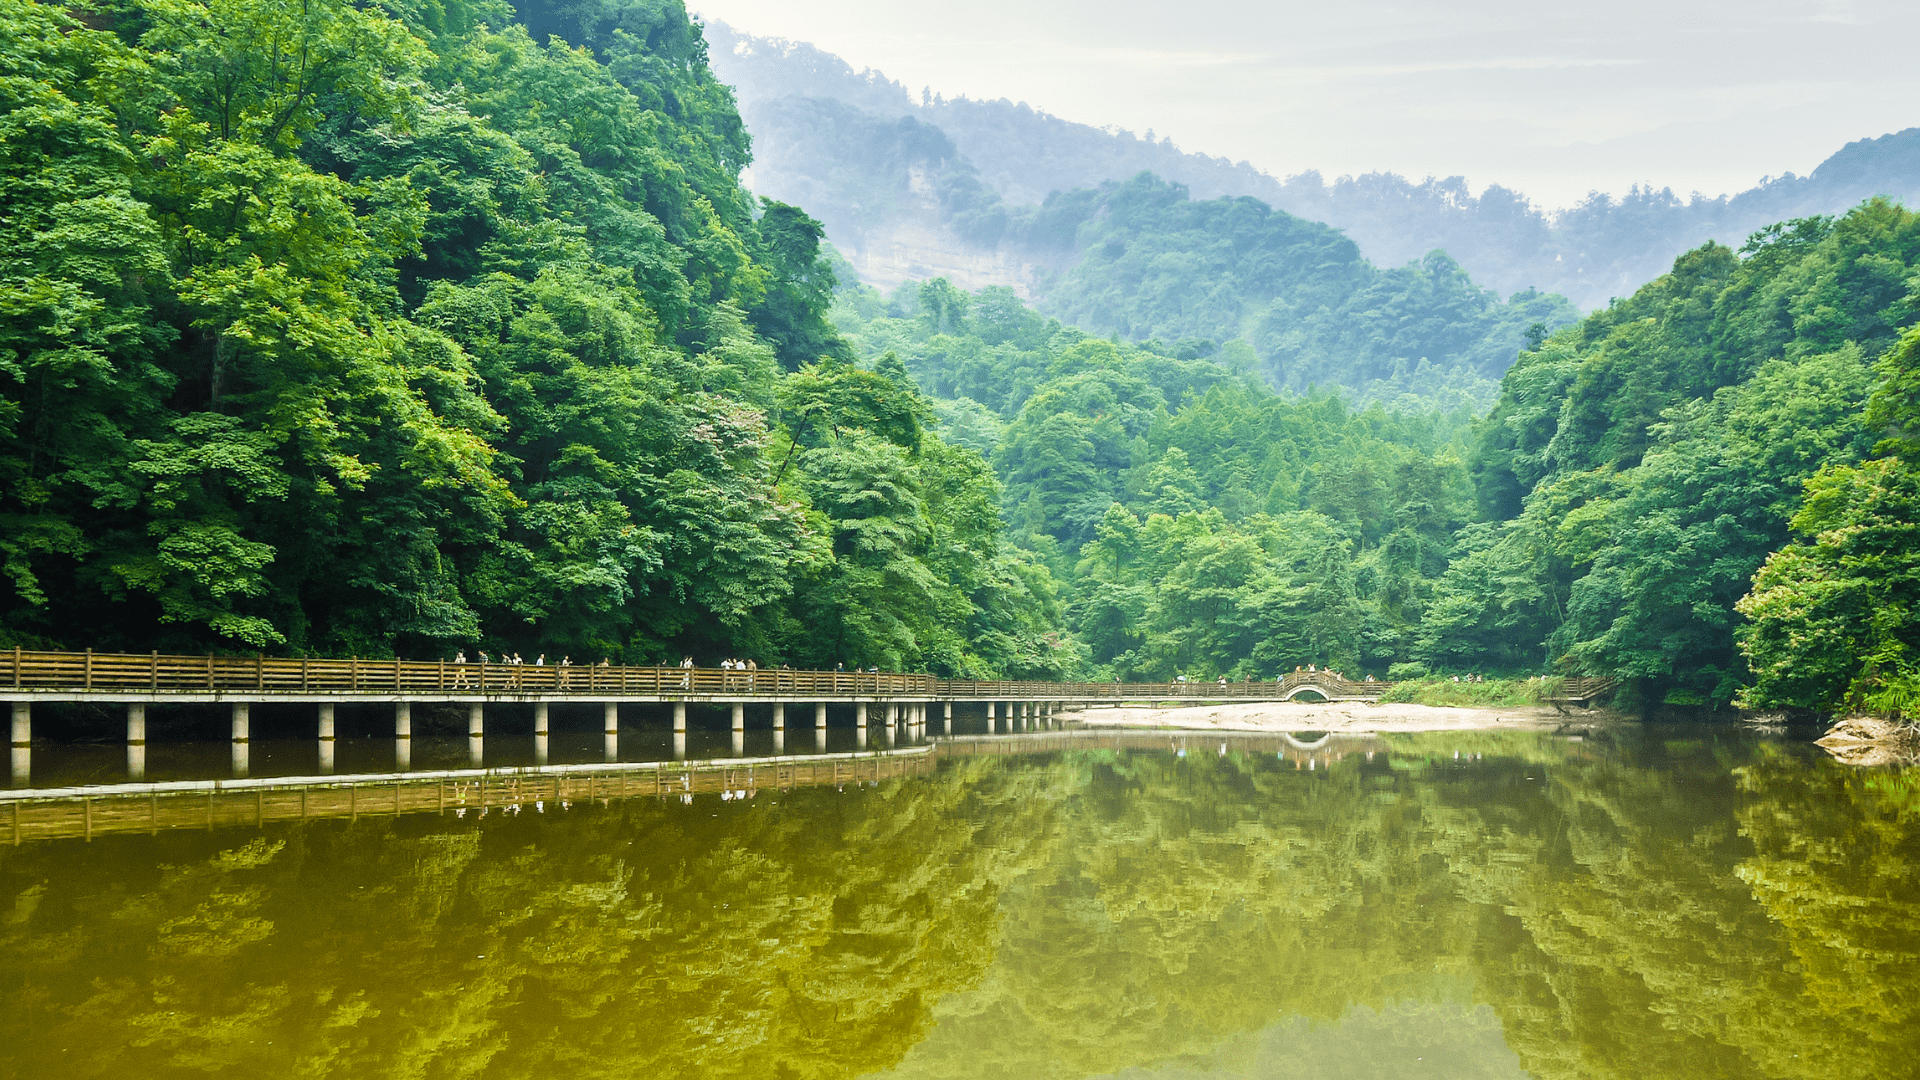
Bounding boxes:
2 726 1914 1079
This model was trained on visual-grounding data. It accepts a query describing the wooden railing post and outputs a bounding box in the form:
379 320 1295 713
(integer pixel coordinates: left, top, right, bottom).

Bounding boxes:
84 647 93 689
206 654 214 690
10 645 18 688
256 653 264 691
150 650 158 691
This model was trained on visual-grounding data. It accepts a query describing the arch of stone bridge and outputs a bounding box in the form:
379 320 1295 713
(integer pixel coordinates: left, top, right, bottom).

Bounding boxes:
1280 732 1332 750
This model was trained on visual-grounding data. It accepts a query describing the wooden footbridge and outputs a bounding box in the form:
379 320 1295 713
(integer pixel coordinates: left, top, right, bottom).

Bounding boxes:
4 648 1391 783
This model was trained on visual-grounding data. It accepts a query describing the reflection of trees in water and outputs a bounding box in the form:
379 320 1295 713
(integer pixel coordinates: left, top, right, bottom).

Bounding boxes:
0 734 1916 1079
0 758 1025 1079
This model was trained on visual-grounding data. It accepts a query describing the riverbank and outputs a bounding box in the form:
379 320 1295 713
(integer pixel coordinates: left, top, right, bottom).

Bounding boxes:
1074 699 1606 734
1813 715 1920 766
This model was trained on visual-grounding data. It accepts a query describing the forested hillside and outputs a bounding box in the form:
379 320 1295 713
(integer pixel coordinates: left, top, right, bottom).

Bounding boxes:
830 197 1920 712
4 0 1916 715
706 20 1920 310
0 0 1070 675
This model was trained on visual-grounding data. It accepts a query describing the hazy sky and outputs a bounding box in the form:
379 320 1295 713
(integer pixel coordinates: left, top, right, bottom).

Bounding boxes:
690 0 1920 208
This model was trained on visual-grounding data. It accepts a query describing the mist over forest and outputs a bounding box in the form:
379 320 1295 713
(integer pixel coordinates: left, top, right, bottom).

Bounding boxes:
705 20 1920 313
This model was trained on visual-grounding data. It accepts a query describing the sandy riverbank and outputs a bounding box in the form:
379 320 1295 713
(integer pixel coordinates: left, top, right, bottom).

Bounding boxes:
1073 699 1608 734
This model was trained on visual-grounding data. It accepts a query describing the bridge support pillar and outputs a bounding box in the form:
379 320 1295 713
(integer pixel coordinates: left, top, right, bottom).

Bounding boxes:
10 701 27 786
395 735 410 772
232 702 250 744
673 702 687 735
318 702 335 741
319 737 335 775
856 704 868 745
883 703 897 746
941 701 951 736
127 704 146 781
814 702 828 751
772 702 785 753
534 701 549 737
468 703 483 768
394 701 411 740
603 702 619 763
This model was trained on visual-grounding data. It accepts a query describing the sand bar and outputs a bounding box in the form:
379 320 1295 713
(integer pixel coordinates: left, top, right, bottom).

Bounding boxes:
1076 699 1608 734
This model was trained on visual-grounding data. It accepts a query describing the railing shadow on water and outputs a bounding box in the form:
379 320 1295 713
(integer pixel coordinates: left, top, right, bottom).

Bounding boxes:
0 727 1397 845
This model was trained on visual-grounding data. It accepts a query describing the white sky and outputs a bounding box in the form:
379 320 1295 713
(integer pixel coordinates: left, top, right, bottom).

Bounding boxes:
690 0 1920 209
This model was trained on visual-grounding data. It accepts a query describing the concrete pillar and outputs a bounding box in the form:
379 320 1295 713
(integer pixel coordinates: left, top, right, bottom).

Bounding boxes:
772 702 785 753
674 730 687 760
318 738 335 775
317 702 335 741
603 702 619 763
815 702 828 752
125 703 148 781
885 709 898 746
673 701 687 735
231 739 248 779
1015 701 1025 732
395 736 411 772
533 701 549 736
468 703 484 738
394 701 411 740
10 702 27 785
941 701 951 736
468 735 483 768
731 702 744 734
855 704 868 745
535 732 548 766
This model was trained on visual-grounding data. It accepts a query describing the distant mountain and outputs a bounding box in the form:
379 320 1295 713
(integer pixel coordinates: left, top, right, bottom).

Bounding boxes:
704 20 1920 312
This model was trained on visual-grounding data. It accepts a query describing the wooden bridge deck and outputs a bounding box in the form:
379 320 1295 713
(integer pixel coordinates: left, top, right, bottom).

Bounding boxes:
2 648 1388 703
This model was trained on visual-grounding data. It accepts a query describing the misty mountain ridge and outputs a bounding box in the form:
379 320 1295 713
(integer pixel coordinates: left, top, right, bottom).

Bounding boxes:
704 20 1920 313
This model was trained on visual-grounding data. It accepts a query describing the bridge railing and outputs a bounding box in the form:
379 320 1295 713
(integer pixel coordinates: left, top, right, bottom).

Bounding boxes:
3 648 1387 700
0 649 938 697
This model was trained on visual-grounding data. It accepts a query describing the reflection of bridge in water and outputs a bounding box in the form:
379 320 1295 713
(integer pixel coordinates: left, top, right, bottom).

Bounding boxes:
0 730 1392 845
5 649 1389 784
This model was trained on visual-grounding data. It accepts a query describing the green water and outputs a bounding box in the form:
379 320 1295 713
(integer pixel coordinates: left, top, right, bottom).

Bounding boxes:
2 728 1916 1079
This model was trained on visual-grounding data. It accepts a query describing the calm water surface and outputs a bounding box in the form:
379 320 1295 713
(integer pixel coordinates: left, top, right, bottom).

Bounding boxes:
2 727 1915 1079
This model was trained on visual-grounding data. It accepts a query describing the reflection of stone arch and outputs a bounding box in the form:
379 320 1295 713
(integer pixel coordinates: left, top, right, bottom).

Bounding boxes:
1280 732 1331 750
1284 686 1330 702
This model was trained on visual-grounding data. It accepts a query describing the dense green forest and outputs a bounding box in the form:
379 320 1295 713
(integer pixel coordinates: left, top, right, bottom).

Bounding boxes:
2 0 1916 712
834 196 1920 712
0 0 1067 675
